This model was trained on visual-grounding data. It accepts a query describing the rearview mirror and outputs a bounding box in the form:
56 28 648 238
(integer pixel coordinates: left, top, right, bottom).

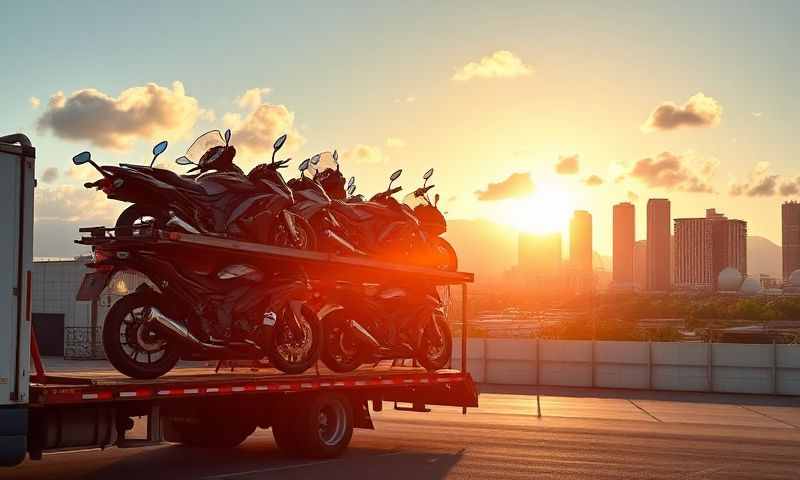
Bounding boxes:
333 150 338 162
224 129 231 146
175 156 194 166
274 134 287 151
73 151 92 165
152 141 168 157
311 154 321 165
390 169 402 182
299 158 310 172
347 176 355 188
347 184 356 196
423 168 434 180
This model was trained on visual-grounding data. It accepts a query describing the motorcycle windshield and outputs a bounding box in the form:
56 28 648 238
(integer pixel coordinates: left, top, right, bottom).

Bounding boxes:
178 130 226 164
312 151 338 176
403 191 429 209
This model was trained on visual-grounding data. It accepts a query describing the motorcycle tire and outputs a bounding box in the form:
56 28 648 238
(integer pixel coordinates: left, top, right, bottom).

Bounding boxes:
431 237 458 271
267 304 321 374
103 292 180 379
320 310 366 373
115 204 166 237
415 313 453 372
269 213 318 250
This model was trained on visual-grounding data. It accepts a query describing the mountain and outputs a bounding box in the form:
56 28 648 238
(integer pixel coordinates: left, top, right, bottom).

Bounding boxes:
747 235 781 278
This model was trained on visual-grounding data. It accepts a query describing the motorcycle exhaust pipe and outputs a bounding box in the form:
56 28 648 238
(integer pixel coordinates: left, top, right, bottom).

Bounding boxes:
348 319 381 348
144 307 226 351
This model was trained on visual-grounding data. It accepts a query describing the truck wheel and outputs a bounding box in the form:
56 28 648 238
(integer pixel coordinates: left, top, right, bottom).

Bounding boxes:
174 420 255 448
103 292 180 379
295 393 354 459
271 413 304 456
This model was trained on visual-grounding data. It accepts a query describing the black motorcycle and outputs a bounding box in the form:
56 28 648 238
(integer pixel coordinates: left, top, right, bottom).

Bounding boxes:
77 235 321 379
73 131 315 249
315 281 452 373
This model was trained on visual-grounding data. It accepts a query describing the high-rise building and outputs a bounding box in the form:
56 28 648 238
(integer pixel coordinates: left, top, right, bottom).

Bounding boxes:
569 210 592 272
647 199 671 291
674 209 747 290
612 202 635 287
782 201 800 280
518 232 562 278
633 240 647 290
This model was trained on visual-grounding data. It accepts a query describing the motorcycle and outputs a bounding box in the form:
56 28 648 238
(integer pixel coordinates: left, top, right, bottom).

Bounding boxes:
315 280 452 373
77 236 321 379
313 158 458 270
73 131 315 249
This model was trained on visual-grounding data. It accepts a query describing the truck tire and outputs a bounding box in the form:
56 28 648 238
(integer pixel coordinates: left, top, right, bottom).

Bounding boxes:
295 392 354 459
271 412 304 457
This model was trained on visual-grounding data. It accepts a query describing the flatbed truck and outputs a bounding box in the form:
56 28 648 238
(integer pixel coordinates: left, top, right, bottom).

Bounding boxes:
0 134 477 467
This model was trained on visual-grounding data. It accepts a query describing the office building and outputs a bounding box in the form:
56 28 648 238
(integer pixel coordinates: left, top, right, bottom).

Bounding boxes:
612 202 635 287
647 199 671 291
782 201 800 281
633 240 647 290
569 210 592 272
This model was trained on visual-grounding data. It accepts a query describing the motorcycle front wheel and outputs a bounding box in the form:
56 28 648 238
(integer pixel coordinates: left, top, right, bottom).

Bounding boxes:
415 313 452 372
270 213 318 250
430 237 458 271
115 204 167 237
267 303 321 374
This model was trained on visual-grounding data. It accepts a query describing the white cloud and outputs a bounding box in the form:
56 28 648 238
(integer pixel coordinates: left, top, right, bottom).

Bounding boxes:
452 51 533 81
223 87 303 160
29 97 41 109
36 81 202 150
235 87 271 111
641 92 722 132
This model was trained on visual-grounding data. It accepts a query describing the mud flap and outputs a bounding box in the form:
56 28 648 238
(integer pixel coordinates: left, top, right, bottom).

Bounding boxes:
0 406 28 466
75 270 114 301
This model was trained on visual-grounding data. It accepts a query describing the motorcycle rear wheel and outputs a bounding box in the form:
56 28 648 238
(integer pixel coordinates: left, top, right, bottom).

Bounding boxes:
103 292 180 379
270 213 318 250
115 204 166 237
320 311 366 373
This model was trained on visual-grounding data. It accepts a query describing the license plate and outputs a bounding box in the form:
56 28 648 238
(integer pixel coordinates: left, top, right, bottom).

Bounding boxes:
75 270 114 301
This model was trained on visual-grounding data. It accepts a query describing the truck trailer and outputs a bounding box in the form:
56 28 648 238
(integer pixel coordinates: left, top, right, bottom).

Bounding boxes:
0 134 477 467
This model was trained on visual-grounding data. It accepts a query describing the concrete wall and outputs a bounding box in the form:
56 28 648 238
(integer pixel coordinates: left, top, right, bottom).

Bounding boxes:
452 338 800 395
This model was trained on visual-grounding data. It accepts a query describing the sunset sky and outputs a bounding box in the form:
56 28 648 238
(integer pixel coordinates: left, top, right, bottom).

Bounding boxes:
3 1 799 257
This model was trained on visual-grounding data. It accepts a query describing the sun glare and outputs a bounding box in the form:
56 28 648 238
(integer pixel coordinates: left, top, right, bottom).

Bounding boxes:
498 183 573 234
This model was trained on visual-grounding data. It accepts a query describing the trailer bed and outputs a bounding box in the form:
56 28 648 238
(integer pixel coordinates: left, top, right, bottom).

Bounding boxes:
29 365 477 408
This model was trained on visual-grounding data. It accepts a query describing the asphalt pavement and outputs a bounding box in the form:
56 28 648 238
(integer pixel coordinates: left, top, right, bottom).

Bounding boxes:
5 384 800 479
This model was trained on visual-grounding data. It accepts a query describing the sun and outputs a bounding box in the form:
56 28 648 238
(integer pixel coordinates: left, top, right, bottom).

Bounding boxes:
497 183 573 234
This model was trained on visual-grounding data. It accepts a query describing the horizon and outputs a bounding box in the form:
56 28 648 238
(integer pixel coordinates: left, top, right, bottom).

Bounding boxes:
3 2 799 258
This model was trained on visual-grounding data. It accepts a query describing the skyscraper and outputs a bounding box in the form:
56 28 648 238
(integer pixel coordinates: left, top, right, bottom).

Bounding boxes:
633 240 647 290
569 210 592 273
612 202 635 287
647 199 671 291
782 201 800 280
674 209 747 290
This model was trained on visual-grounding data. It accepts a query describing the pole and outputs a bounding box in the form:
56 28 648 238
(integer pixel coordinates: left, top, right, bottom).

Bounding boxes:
461 283 468 415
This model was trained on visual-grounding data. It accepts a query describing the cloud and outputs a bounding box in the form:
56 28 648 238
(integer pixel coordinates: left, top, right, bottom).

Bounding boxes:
235 87 271 111
386 137 406 148
223 88 303 159
555 154 579 175
627 191 639 202
584 175 604 186
474 172 534 201
29 97 41 109
628 151 716 193
341 144 387 165
34 185 122 224
36 81 203 150
40 167 59 184
641 92 722 132
452 51 533 81
729 162 798 197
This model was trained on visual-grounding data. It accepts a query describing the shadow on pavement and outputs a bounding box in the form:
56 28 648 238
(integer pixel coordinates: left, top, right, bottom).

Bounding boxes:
81 436 463 480
479 383 800 407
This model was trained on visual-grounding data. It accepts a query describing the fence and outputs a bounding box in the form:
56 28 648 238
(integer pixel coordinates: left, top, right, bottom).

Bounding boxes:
452 338 800 395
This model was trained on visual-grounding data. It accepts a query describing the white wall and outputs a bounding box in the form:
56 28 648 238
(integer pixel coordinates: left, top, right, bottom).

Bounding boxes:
452 338 800 395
